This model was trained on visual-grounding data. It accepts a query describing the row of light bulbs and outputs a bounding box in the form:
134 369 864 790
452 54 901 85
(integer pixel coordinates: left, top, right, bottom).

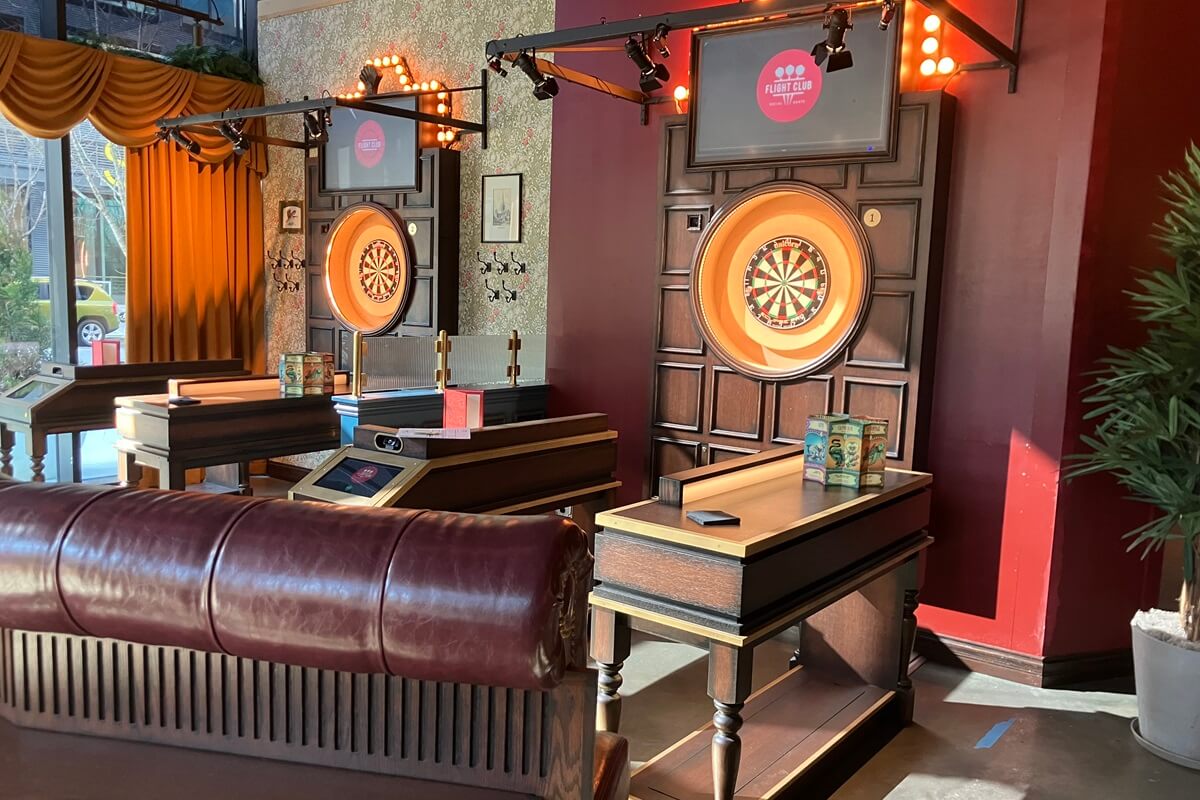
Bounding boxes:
918 14 956 77
332 54 459 147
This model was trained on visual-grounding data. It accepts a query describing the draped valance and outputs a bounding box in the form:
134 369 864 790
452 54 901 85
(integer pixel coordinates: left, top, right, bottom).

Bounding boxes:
0 30 267 174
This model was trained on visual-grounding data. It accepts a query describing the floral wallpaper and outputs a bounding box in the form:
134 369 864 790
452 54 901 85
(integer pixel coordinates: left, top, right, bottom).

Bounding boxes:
258 0 555 370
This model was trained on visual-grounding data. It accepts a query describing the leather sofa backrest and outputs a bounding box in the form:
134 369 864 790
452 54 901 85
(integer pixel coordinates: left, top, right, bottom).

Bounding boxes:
0 479 591 690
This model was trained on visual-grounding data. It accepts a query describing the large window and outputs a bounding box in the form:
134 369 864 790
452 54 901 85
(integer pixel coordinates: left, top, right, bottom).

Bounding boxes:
66 0 248 56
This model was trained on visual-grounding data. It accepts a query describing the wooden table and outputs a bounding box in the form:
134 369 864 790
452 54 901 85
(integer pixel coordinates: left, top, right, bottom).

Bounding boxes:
589 447 932 800
114 374 347 492
0 360 244 481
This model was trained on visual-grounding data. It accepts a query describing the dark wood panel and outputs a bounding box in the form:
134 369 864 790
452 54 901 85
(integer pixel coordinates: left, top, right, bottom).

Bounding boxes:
772 377 834 444
859 104 928 188
709 367 763 440
786 163 849 189
847 292 914 369
723 168 777 193
658 287 705 354
663 206 711 275
654 363 704 431
651 437 700 480
858 199 920 279
664 122 714 196
842 377 907 459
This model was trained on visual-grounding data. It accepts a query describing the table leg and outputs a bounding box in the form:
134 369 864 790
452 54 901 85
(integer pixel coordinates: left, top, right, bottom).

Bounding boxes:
898 587 919 723
28 434 47 483
238 462 251 496
117 450 143 489
708 642 753 800
0 424 13 478
159 461 189 491
589 606 631 733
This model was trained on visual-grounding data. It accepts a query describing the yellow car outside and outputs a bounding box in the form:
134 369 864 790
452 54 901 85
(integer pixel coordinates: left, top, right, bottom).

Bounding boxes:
33 278 121 346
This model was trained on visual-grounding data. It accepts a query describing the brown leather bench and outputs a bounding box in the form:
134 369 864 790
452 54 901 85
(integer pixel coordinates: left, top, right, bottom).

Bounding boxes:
0 477 629 800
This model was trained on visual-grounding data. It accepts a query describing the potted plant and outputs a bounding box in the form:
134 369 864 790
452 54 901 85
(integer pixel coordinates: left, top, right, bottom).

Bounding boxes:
1070 144 1200 769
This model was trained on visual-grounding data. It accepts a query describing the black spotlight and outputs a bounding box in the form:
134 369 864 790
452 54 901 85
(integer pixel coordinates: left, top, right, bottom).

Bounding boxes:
218 120 249 156
878 0 898 31
625 36 670 93
302 110 328 142
652 23 671 59
167 127 200 156
811 8 854 72
513 51 558 100
358 64 382 95
487 54 508 77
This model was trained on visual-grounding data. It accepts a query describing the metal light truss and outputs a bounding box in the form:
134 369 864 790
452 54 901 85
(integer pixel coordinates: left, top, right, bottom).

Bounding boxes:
485 0 1024 103
156 71 491 149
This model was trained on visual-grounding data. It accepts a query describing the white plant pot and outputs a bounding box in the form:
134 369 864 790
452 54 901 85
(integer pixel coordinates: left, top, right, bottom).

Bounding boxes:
1131 617 1200 770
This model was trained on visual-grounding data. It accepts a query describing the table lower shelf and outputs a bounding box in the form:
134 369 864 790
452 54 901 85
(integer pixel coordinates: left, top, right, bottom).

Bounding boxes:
632 667 899 800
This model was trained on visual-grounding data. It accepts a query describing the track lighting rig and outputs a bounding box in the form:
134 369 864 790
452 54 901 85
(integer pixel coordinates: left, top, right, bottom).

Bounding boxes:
484 0 1025 117
155 71 491 157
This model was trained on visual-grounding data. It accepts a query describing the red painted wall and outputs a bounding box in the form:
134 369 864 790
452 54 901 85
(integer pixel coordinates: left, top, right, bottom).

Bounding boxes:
546 0 1198 659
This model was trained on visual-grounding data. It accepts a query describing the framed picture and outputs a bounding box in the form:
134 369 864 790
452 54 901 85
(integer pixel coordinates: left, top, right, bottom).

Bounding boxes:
481 173 522 243
279 200 303 233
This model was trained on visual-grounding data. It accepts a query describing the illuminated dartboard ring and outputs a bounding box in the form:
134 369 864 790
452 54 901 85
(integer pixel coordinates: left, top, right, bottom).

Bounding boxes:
358 239 403 302
690 182 873 381
743 236 830 330
324 203 414 336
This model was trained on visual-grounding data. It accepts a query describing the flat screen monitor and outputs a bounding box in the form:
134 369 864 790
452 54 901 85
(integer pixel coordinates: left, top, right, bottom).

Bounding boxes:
688 15 900 168
5 379 58 402
320 96 419 194
313 456 403 498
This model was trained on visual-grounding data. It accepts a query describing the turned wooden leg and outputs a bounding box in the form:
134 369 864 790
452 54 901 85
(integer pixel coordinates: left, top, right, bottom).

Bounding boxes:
712 701 745 800
708 642 753 800
117 450 142 489
29 453 45 483
0 425 13 477
898 587 919 723
590 606 632 733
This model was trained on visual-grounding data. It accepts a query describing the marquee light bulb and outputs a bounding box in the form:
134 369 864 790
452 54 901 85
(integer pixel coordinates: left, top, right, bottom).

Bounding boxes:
937 56 956 74
436 130 446 142
921 36 939 55
924 15 941 32
372 57 382 67
919 58 937 76
430 80 440 90
673 84 689 101
437 102 447 114
356 80 366 91
398 73 409 84
420 81 430 91
437 91 447 99
444 129 455 142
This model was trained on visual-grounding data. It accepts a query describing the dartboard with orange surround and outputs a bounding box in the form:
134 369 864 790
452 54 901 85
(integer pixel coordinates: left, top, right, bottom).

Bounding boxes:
324 203 413 335
690 182 872 380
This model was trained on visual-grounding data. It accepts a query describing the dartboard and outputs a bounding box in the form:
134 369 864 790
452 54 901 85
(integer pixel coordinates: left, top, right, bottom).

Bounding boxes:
358 239 402 303
743 237 829 330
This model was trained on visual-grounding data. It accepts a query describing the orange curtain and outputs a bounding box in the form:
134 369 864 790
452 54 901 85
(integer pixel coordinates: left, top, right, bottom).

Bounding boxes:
0 31 267 370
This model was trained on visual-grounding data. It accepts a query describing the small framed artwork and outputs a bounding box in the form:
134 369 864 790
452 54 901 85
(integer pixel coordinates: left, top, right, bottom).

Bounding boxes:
481 173 522 243
279 200 303 233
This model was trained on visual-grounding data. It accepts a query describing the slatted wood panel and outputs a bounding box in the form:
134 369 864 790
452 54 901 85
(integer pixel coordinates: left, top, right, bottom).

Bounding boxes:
0 630 592 799
306 148 461 371
649 93 955 488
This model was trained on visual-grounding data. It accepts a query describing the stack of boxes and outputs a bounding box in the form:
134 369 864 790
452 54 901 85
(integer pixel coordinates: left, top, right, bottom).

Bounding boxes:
804 414 889 489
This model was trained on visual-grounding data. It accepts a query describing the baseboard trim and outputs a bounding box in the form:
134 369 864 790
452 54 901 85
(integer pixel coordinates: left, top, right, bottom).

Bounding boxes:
916 629 1132 688
265 460 309 483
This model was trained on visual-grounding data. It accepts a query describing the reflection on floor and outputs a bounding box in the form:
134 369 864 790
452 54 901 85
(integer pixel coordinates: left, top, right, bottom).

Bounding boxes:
618 632 1199 800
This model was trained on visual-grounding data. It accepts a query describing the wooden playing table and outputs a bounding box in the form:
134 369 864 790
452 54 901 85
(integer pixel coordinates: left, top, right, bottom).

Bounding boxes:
114 374 348 492
588 447 932 800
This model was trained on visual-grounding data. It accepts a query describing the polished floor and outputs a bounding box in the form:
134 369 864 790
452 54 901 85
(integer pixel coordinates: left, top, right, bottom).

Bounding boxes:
618 632 1199 799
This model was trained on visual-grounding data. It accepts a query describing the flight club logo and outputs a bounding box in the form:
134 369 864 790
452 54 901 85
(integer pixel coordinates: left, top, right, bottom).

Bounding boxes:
354 120 386 168
756 49 823 123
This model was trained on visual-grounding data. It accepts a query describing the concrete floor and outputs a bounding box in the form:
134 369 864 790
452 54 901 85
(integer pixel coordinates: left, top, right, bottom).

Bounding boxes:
617 632 1200 800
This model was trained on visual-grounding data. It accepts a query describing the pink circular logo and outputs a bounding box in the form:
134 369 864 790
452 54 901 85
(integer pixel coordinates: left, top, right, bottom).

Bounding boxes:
756 50 823 123
351 464 379 485
354 120 385 168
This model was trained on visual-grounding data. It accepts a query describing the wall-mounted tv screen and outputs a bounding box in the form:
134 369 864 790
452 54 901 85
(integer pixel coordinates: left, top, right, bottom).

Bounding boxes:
688 14 900 168
320 96 419 194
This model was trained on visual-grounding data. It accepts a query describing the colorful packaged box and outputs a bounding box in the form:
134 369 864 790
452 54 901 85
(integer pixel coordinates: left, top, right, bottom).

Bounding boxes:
859 417 889 488
803 415 834 484
826 416 867 489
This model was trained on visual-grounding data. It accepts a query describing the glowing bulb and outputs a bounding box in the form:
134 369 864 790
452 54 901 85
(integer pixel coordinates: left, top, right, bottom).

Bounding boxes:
924 15 941 32
673 85 689 101
400 84 410 91
919 58 937 76
937 56 956 74
396 63 406 74
420 81 430 91
921 36 939 55
444 130 455 142
436 130 446 142
437 91 447 99
398 74 409 84
372 57 382 67
430 80 440 90
356 80 366 91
